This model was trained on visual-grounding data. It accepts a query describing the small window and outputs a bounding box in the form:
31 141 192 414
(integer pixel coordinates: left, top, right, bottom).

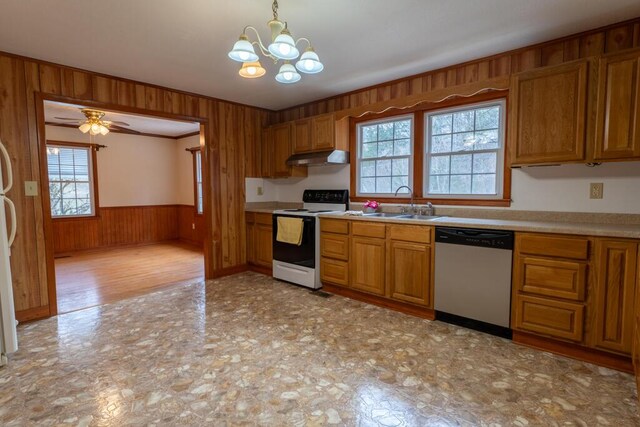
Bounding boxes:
425 100 505 199
47 144 96 217
356 116 413 196
194 150 203 214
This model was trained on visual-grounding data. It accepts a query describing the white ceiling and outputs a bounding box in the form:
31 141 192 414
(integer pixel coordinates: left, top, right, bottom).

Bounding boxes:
45 101 200 137
2 1 640 110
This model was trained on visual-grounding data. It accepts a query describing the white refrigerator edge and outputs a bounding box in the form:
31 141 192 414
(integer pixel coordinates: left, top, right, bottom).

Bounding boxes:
0 138 18 367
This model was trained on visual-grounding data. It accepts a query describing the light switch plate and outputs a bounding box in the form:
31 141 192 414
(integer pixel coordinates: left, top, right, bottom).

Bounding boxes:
24 181 38 196
257 186 264 196
590 182 603 199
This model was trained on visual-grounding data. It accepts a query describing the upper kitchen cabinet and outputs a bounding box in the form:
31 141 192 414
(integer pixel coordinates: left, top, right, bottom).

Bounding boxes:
271 123 307 178
594 49 640 161
509 59 591 166
292 113 350 154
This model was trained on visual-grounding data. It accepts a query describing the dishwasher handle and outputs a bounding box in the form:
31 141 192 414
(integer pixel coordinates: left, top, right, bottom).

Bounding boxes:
435 227 514 250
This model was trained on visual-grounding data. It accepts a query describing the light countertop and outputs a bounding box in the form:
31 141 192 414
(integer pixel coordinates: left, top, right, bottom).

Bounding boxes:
318 212 640 240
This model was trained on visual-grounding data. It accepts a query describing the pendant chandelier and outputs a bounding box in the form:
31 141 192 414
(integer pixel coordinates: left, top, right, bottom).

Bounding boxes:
227 0 324 84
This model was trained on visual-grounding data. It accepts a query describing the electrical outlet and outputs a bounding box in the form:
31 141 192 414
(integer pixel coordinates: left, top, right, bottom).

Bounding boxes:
24 181 38 196
590 182 603 199
257 186 263 196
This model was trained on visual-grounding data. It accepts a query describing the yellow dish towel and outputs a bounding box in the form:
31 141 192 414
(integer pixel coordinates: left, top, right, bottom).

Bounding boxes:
276 217 304 245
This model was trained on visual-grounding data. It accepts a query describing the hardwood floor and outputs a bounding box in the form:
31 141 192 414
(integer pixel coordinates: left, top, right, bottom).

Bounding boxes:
55 241 204 314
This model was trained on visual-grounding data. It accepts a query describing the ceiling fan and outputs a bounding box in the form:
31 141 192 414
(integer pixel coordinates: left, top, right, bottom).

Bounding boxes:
53 108 139 136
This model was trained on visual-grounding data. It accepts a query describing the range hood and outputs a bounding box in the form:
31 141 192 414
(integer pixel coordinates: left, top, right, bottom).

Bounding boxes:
286 150 350 166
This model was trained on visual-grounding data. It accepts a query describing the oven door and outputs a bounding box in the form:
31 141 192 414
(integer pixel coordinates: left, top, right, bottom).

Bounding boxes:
272 214 316 268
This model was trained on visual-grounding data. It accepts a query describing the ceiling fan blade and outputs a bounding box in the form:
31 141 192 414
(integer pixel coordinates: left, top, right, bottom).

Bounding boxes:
54 116 83 121
109 120 130 126
109 124 140 133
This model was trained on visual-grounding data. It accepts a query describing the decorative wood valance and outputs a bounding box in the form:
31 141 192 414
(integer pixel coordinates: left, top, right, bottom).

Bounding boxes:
334 76 510 120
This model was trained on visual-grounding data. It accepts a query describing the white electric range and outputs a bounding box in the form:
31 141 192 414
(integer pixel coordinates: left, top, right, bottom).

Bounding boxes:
272 189 349 289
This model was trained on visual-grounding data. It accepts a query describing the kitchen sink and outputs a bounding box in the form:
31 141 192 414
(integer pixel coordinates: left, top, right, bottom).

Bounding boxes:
362 213 445 220
363 212 412 218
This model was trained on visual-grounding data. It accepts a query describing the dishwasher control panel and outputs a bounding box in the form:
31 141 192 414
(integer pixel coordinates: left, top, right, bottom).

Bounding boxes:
435 227 514 250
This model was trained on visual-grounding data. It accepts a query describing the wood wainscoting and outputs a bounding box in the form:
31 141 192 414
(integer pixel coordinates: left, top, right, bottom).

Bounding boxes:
53 204 203 254
177 204 205 247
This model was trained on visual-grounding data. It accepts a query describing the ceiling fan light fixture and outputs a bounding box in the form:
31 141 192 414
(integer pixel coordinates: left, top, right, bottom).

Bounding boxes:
239 61 266 79
78 122 91 133
275 62 301 84
99 125 110 136
228 35 259 63
295 48 323 74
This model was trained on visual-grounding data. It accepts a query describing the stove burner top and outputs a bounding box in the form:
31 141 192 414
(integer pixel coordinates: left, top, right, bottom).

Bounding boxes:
283 209 308 212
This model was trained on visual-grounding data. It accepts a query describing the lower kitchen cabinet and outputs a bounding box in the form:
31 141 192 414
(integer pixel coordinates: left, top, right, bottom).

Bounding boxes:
388 240 431 306
320 218 434 318
592 239 638 354
246 212 273 270
350 236 386 296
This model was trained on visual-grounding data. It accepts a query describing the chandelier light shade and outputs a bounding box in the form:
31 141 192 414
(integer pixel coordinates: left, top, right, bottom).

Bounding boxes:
275 62 301 84
227 0 324 83
295 48 324 74
239 61 266 79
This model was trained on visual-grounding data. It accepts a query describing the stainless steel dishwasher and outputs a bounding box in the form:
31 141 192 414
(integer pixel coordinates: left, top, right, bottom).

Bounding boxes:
434 227 514 338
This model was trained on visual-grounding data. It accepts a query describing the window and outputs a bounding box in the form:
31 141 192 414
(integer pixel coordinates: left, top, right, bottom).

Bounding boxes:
194 150 203 214
356 116 413 196
425 100 505 198
47 144 96 217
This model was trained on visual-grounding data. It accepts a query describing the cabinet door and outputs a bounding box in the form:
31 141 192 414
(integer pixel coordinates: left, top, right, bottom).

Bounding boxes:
312 114 335 150
255 224 273 268
273 123 292 177
350 237 385 296
261 128 273 178
293 119 312 153
389 240 432 307
593 239 638 354
594 49 640 160
510 60 589 165
246 218 256 265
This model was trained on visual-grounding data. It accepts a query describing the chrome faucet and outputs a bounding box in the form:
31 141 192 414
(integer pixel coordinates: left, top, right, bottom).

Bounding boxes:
394 185 416 214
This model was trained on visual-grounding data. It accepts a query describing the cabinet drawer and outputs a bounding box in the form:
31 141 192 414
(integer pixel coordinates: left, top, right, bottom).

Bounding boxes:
352 221 386 239
320 258 349 287
321 233 349 260
514 294 584 342
518 234 589 260
388 225 431 244
320 219 349 235
255 212 273 225
517 256 587 301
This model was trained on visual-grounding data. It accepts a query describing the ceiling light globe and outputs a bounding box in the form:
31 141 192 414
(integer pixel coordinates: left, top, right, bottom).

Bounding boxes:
91 123 101 134
228 37 259 63
79 123 91 133
268 32 299 60
275 63 301 84
295 49 324 74
239 61 266 79
99 125 109 136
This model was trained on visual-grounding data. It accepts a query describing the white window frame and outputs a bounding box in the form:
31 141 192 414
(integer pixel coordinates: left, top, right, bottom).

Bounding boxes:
424 99 506 200
356 114 414 198
47 144 96 218
195 150 204 215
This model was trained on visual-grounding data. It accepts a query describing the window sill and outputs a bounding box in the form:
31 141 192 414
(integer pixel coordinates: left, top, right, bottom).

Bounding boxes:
52 214 100 221
351 196 511 207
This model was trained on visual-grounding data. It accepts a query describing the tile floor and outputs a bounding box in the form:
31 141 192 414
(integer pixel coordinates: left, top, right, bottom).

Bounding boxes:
0 272 638 426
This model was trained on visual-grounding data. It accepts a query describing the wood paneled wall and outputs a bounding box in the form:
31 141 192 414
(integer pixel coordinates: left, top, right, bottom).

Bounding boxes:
53 205 182 254
178 204 205 246
274 19 640 122
0 51 268 321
